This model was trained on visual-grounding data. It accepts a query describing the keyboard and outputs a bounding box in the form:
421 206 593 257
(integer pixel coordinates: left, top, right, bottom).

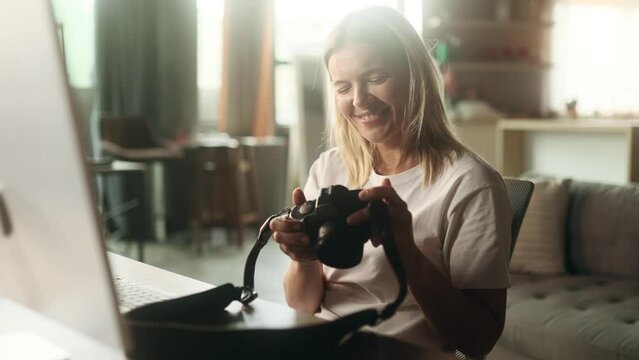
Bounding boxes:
113 276 173 312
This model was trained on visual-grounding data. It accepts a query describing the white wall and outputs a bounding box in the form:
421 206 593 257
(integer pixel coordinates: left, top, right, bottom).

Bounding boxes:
526 132 629 184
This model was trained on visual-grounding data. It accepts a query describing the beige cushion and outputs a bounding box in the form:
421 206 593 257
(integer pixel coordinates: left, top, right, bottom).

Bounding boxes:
510 179 570 275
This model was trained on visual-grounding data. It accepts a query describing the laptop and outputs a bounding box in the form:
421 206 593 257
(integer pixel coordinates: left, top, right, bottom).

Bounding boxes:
0 0 175 356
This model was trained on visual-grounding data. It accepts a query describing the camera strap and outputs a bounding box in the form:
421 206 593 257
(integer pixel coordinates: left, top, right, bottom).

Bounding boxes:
241 199 407 325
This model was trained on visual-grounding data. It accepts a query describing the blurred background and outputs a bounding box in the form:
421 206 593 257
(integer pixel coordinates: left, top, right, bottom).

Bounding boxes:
50 0 639 305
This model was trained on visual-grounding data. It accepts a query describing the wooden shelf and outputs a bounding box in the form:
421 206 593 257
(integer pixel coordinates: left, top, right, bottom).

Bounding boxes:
426 20 554 32
424 0 554 129
498 118 639 133
448 61 551 72
453 117 501 126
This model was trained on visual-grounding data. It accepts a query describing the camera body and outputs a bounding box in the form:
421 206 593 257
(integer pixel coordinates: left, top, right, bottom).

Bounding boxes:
289 185 372 269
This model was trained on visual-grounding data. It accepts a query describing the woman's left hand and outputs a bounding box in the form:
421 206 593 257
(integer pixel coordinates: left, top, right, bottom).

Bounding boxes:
347 178 414 247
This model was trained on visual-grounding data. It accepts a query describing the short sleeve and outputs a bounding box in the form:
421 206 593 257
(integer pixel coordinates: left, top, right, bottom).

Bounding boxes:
444 186 512 289
301 148 348 200
303 158 321 200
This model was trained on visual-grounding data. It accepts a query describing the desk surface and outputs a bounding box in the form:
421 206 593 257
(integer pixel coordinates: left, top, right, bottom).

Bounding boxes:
109 253 455 359
109 252 325 330
0 253 454 360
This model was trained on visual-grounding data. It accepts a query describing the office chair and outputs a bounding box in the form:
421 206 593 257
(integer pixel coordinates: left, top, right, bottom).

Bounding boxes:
503 178 535 259
454 178 534 360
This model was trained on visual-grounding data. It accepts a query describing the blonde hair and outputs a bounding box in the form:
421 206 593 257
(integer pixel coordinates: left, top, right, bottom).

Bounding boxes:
324 6 467 188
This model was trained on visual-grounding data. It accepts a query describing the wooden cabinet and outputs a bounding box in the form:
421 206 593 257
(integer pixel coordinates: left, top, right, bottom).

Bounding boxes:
454 119 499 167
423 0 554 118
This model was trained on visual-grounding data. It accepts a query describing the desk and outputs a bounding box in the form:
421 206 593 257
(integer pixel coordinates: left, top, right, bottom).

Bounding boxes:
1 254 453 360
109 253 324 329
109 253 455 359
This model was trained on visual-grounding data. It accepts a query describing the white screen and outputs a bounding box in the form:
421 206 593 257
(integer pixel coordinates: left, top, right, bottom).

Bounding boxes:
0 0 124 351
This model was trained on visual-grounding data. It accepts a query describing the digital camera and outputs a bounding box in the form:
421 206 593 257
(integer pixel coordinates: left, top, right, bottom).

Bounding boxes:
289 185 378 269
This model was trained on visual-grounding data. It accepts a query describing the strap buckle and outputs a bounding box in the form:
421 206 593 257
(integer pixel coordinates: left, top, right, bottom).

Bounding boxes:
239 286 258 305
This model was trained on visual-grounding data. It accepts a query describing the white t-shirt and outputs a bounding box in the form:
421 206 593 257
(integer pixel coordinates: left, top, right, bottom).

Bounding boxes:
302 147 512 348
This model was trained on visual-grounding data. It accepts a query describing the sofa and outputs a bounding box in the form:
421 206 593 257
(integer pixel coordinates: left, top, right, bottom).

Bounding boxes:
489 178 639 360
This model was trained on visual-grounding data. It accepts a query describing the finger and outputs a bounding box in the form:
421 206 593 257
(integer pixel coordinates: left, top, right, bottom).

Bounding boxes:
292 188 307 206
269 217 303 232
346 207 370 226
273 231 310 246
381 178 392 187
359 183 405 207
279 243 316 262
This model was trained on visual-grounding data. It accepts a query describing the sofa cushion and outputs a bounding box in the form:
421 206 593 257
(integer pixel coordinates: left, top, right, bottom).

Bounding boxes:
501 274 639 360
567 181 639 279
510 179 570 275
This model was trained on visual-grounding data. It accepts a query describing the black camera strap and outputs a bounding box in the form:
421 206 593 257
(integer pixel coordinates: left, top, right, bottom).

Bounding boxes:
239 208 290 304
240 200 407 325
368 200 407 320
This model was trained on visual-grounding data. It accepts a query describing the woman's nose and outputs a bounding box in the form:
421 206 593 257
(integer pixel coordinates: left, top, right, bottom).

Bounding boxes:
352 84 371 108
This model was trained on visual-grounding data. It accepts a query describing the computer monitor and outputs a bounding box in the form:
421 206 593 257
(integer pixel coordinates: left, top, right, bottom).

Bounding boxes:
0 0 125 352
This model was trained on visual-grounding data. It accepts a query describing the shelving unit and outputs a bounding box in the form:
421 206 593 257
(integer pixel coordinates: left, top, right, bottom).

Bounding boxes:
428 20 554 33
424 0 554 118
448 61 551 73
497 119 639 183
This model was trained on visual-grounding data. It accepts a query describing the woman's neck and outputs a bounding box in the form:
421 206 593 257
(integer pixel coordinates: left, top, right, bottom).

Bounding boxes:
374 144 418 175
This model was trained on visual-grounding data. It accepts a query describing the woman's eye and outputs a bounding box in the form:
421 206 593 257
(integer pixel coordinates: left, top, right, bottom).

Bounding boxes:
335 85 351 94
368 75 388 83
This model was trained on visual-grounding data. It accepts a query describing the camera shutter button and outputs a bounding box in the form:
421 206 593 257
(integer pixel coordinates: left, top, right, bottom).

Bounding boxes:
298 202 313 215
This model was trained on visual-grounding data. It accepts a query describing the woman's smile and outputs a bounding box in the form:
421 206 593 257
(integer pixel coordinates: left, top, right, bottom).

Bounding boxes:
353 107 389 125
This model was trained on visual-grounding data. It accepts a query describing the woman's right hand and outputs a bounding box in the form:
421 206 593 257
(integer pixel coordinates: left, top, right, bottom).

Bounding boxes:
270 188 317 263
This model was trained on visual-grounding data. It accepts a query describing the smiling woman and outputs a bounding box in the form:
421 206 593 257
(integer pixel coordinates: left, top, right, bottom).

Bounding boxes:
328 43 408 149
271 6 515 358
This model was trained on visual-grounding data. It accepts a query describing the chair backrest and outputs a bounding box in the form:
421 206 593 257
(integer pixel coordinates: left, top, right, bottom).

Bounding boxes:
503 178 535 258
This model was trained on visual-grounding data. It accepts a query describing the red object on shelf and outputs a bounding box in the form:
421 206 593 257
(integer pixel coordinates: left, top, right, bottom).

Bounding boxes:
516 46 530 61
501 45 515 60
484 46 498 60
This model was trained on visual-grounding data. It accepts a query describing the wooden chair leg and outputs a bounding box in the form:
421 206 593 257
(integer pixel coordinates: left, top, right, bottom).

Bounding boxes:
228 148 243 247
190 220 203 256
236 143 262 241
243 145 261 220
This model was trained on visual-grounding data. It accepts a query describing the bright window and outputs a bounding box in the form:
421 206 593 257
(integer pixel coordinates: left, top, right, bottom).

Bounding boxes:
51 0 96 88
197 0 225 125
550 2 639 117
